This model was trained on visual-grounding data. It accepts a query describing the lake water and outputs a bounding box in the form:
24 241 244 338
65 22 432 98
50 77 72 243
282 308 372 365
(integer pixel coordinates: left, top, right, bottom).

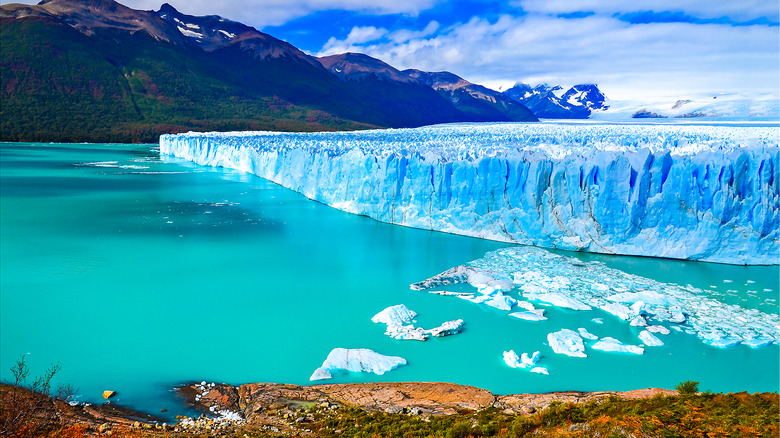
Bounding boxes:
1 142 777 419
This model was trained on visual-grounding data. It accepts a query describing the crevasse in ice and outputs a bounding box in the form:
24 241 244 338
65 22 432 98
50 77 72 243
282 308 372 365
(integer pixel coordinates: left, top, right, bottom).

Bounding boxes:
161 122 779 264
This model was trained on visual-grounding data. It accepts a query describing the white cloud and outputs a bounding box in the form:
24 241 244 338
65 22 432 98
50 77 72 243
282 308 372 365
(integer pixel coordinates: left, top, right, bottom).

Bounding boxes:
318 14 779 100
513 0 779 22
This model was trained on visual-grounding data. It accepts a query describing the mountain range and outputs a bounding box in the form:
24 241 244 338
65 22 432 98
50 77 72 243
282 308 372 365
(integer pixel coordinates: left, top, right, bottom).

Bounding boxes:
2 0 543 143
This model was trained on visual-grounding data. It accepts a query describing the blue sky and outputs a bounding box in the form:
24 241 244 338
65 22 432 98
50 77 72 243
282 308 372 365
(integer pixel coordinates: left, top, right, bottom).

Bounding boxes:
6 0 779 101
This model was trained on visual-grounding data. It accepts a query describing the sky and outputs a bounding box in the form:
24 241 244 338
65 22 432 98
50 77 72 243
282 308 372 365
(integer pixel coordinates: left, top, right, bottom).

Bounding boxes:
5 0 779 101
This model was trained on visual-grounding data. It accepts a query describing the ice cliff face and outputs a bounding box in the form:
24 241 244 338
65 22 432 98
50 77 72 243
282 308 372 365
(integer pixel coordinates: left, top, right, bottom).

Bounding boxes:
160 122 779 265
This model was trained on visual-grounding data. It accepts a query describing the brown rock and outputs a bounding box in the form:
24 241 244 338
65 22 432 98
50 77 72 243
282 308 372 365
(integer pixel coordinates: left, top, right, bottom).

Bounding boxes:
102 390 116 399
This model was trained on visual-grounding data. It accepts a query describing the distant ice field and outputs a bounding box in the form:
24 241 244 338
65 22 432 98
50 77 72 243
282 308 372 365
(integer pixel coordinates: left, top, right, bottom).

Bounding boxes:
162 122 780 264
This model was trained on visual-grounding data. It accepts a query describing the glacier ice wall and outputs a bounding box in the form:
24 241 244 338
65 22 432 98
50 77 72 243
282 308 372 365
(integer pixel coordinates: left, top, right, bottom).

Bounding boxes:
160 122 779 265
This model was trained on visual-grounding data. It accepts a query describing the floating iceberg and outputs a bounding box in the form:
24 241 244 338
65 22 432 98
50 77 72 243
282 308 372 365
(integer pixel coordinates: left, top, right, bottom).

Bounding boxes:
160 123 779 265
639 330 664 346
427 319 465 337
372 304 417 325
509 309 547 321
592 337 645 354
310 348 406 381
524 292 591 311
503 350 522 368
503 350 546 373
372 305 463 340
547 329 587 357
578 328 599 340
646 325 671 335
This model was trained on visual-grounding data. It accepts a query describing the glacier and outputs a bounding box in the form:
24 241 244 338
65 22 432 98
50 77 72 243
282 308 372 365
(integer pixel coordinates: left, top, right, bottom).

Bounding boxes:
160 122 779 264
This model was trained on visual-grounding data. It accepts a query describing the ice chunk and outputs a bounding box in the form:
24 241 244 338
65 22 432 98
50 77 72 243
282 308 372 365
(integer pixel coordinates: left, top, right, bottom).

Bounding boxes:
629 315 647 327
598 302 632 320
547 329 587 357
503 350 522 368
521 351 541 367
578 328 599 340
639 330 664 346
608 291 678 306
372 304 417 325
508 309 547 321
426 319 464 337
463 291 517 311
516 301 536 311
310 348 406 380
384 324 429 341
592 318 604 324
524 293 591 310
530 367 549 375
742 338 773 348
646 325 671 335
591 337 644 354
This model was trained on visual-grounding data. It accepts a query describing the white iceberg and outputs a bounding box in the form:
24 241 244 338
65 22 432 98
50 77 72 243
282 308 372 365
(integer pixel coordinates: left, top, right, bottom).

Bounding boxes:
503 350 523 368
598 302 632 320
384 324 429 341
461 290 517 311
524 293 591 311
591 337 644 354
372 304 417 325
521 351 541 367
547 329 587 357
309 348 407 381
608 291 678 306
508 309 547 321
530 367 549 375
646 325 671 335
426 319 465 337
638 330 664 346
578 328 599 340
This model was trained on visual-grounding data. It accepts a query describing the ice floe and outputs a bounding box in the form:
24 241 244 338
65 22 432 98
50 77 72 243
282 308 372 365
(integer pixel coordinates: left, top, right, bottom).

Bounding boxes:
372 305 464 340
509 309 547 321
591 337 644 354
638 330 664 347
578 328 599 340
310 348 407 381
547 329 587 357
371 304 417 325
503 350 547 374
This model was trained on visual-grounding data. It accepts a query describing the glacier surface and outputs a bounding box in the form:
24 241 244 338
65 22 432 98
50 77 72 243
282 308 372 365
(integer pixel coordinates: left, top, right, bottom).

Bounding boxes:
160 122 779 264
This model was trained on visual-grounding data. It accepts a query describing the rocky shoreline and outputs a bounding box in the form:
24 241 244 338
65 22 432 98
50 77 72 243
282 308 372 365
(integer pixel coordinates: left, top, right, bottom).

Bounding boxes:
170 381 677 435
3 380 679 436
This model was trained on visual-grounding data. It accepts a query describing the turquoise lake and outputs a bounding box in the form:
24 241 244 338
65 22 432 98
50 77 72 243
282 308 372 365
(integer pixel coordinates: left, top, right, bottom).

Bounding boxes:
1 142 778 419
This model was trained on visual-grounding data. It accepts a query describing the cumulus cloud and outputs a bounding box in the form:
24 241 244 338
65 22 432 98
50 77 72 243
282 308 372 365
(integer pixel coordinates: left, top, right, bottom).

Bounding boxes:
512 0 779 22
316 13 779 100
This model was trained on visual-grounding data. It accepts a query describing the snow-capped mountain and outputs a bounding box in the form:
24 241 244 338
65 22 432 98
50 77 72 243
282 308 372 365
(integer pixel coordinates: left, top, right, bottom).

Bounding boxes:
503 83 609 119
403 69 537 122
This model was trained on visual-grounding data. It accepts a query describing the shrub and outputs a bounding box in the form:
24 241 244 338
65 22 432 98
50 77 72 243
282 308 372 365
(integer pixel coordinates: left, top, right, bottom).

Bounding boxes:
676 380 700 395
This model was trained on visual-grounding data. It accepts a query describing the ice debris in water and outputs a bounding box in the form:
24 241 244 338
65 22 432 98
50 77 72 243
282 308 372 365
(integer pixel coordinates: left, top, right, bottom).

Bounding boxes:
310 348 406 381
161 123 779 265
591 337 644 354
639 330 664 347
371 305 464 340
578 328 599 340
503 350 548 374
509 309 547 321
547 329 587 357
414 246 780 349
